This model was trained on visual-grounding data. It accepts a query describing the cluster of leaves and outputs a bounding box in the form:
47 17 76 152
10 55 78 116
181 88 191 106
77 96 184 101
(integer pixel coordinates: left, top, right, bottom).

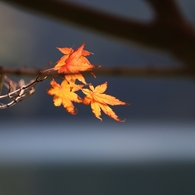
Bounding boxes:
47 43 129 122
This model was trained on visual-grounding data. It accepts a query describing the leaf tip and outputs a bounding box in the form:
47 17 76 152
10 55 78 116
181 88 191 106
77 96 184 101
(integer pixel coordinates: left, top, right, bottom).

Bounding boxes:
120 118 126 122
114 117 126 122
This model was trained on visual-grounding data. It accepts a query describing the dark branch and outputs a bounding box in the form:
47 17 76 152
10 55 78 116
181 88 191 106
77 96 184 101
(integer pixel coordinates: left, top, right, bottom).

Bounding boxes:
2 0 195 75
146 0 186 23
2 0 152 44
0 66 193 78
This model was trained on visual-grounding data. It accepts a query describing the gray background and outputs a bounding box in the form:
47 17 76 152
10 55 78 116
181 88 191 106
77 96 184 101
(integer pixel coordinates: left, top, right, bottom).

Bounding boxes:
0 1 195 195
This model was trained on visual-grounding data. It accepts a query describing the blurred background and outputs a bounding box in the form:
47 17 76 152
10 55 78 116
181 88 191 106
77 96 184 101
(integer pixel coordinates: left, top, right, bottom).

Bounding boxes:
0 0 195 194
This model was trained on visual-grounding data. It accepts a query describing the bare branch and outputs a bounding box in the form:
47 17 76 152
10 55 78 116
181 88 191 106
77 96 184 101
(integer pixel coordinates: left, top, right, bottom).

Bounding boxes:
0 74 5 95
0 66 193 78
0 75 47 109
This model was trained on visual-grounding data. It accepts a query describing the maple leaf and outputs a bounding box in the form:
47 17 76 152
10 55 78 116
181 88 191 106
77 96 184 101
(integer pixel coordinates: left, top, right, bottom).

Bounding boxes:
82 82 129 122
53 43 99 84
47 79 83 115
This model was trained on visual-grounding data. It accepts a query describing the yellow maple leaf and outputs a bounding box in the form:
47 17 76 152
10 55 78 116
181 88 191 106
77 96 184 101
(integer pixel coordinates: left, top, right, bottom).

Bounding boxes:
53 43 99 84
82 82 129 122
47 79 83 115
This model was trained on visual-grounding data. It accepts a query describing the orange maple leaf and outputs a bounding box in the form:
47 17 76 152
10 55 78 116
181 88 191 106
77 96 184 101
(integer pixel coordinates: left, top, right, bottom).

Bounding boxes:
53 43 98 84
82 82 129 122
47 79 83 115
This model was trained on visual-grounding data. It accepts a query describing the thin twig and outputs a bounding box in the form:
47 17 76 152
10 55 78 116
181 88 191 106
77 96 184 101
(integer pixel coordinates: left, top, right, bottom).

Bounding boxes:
0 74 5 95
0 75 47 109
